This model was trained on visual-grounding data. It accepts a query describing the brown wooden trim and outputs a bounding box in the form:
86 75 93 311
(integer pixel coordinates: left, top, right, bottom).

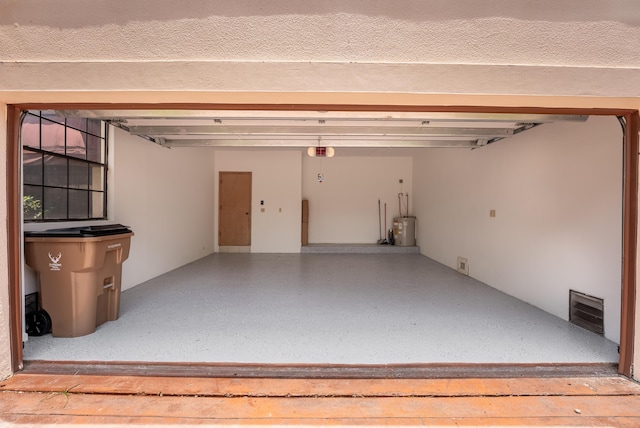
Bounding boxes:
6 106 22 373
21 360 618 379
11 102 638 117
619 112 639 378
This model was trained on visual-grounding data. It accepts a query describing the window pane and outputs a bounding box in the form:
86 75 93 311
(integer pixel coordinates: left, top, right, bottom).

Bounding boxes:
86 133 105 163
86 119 103 137
22 113 41 125
40 111 65 126
40 120 66 154
23 150 43 185
21 115 41 148
66 117 88 133
43 187 67 220
69 158 89 189
66 128 86 159
22 112 107 222
89 165 104 191
23 186 43 221
43 156 67 187
68 189 89 219
91 191 105 218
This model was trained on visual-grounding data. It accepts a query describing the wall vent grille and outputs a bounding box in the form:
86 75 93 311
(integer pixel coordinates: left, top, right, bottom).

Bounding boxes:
456 257 469 276
569 290 604 335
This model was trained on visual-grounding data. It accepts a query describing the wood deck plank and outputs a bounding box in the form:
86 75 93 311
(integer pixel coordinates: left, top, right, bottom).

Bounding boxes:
2 414 640 427
3 392 640 419
3 374 640 397
2 415 640 427
2 374 640 426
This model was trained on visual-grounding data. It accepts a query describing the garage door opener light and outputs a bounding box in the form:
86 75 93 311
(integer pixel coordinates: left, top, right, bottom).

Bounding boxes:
307 137 335 158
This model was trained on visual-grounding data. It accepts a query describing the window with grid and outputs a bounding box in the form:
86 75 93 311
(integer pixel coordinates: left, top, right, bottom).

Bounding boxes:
22 111 108 222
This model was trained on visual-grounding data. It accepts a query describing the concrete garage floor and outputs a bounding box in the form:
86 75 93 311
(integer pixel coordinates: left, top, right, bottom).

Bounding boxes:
23 253 619 364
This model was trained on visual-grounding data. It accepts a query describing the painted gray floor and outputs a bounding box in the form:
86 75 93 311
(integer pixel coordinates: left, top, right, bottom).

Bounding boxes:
23 253 619 364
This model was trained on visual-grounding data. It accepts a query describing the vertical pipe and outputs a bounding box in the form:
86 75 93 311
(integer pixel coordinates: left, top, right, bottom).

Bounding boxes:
377 199 381 241
384 202 388 241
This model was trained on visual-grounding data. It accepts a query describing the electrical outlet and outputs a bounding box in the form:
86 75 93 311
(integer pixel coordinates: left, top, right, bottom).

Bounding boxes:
399 179 404 184
490 209 496 217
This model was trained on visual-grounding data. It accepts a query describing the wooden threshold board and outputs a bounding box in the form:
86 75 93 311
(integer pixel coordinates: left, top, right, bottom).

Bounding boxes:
21 360 620 379
2 371 640 427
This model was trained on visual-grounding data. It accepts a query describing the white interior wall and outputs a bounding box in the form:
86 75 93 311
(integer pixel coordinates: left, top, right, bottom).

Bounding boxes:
412 116 623 343
302 155 413 244
214 150 302 253
113 129 216 290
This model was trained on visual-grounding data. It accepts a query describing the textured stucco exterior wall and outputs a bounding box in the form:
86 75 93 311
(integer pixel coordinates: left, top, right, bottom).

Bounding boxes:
0 0 639 98
0 105 11 380
2 0 639 66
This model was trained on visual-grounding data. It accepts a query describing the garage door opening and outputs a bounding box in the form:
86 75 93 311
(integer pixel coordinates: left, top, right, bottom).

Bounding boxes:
8 104 637 377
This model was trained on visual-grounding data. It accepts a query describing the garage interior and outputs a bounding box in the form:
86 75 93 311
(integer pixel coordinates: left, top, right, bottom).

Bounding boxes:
20 109 624 365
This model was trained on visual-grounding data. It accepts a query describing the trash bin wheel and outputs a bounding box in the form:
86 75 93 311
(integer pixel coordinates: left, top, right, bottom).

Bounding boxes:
26 310 51 336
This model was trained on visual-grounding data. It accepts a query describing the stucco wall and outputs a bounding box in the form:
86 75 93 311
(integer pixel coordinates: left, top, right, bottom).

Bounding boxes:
0 104 12 379
0 1 639 99
2 1 639 67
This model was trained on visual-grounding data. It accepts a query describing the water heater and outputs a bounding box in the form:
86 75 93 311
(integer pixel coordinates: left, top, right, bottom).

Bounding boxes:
393 216 416 246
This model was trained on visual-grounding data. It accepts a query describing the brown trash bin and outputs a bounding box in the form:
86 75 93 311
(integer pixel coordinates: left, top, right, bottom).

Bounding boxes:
24 225 133 338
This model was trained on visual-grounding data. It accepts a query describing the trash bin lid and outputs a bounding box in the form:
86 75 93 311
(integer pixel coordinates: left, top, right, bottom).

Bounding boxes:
24 224 132 238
